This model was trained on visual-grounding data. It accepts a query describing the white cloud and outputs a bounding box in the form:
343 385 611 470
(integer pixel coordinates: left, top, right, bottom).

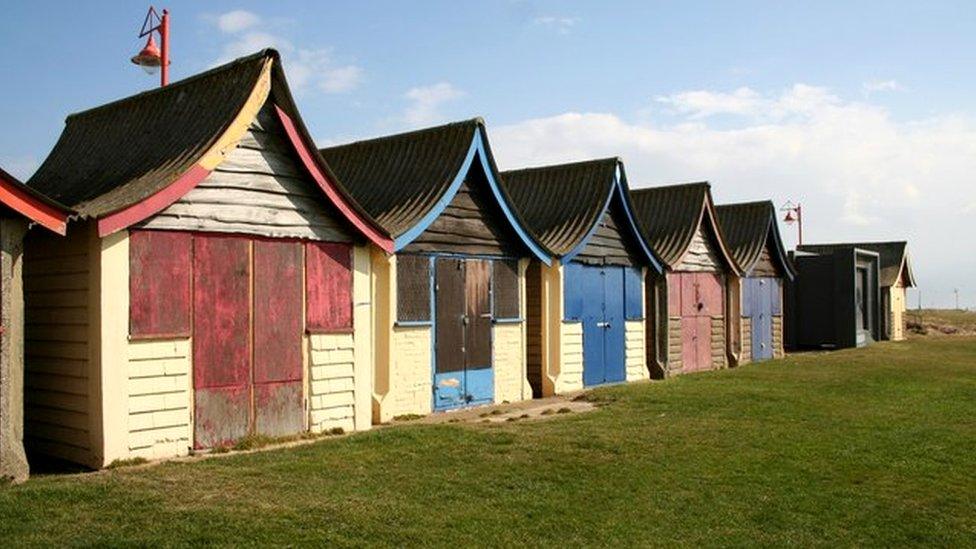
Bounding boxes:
534 16 580 34
216 10 261 34
863 79 904 94
403 82 464 126
210 12 363 95
491 86 976 308
656 87 763 119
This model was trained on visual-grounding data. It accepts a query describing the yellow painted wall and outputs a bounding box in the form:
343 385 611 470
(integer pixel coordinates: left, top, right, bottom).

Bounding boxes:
126 338 191 460
890 282 906 341
558 321 584 393
351 245 373 431
307 333 357 433
625 319 647 381
387 326 433 419
493 323 528 403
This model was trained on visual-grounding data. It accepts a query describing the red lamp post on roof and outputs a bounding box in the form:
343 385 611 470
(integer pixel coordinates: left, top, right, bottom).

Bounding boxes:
780 200 803 246
131 6 170 87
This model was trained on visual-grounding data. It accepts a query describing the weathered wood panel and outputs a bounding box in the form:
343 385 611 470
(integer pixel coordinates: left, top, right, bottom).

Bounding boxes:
465 259 492 368
575 203 641 266
750 239 781 277
23 226 92 464
403 169 521 255
140 100 353 243
192 235 250 449
675 225 722 272
306 242 353 331
435 259 465 374
129 230 191 338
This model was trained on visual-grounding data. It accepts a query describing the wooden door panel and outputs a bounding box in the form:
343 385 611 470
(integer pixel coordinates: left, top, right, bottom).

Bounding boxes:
681 317 698 372
192 235 250 390
252 240 304 437
697 273 724 317
434 258 466 410
192 235 251 449
667 272 683 317
696 316 713 370
603 267 627 383
464 259 492 370
680 273 698 317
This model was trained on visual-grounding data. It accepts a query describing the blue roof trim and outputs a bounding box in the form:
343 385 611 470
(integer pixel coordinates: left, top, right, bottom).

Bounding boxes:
560 162 663 274
392 129 552 265
766 215 797 281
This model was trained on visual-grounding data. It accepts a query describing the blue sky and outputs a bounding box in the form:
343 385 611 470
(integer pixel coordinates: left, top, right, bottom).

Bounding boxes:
1 1 974 307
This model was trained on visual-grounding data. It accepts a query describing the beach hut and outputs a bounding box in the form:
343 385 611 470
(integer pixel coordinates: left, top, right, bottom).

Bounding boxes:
629 183 742 375
0 168 69 482
499 158 662 396
320 119 550 420
786 246 882 349
797 242 915 341
716 201 796 363
21 49 392 468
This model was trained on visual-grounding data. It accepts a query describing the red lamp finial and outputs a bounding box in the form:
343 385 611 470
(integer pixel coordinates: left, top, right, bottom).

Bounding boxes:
131 34 162 74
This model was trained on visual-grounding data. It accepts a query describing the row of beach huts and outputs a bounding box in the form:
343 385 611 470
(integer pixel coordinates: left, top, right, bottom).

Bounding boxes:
0 49 915 481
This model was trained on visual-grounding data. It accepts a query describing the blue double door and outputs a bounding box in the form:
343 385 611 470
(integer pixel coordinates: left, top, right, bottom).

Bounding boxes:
743 276 781 361
566 263 628 387
433 258 494 411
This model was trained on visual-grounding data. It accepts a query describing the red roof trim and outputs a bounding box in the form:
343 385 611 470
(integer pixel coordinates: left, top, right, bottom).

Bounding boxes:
97 164 211 237
0 172 69 234
274 104 394 253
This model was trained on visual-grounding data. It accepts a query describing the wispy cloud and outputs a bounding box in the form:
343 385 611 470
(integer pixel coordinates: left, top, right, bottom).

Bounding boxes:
215 10 260 33
403 82 464 126
863 79 903 93
533 15 580 35
208 10 364 94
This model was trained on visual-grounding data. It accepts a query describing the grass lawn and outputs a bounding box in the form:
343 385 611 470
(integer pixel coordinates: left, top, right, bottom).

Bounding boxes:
2 338 975 547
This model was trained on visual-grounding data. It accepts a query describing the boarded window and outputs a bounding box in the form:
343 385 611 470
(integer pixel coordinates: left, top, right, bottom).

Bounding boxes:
306 242 353 332
493 259 520 320
624 266 643 320
397 255 431 322
129 230 192 338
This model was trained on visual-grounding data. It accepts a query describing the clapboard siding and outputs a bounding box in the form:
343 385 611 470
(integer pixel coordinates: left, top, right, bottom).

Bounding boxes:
140 100 353 242
675 225 721 272
403 171 521 256
23 227 93 465
575 204 640 266
750 240 780 277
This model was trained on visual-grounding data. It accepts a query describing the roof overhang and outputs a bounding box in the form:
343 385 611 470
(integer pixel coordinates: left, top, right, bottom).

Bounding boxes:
392 127 551 264
560 162 663 274
0 168 69 234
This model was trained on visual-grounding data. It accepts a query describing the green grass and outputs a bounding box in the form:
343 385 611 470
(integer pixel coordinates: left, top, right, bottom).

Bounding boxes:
3 338 975 547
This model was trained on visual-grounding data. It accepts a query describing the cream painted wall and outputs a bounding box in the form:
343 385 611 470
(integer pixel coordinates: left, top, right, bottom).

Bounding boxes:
126 338 192 460
308 333 357 433
891 282 906 341
625 320 647 381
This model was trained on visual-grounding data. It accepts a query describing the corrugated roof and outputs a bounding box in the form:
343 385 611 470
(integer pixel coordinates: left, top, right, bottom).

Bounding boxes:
715 200 795 279
320 119 482 238
501 158 619 256
797 241 915 287
28 50 272 218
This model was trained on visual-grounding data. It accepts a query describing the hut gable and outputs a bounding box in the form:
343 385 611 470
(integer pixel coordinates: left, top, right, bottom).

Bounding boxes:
715 201 794 279
320 119 549 261
500 158 656 268
0 167 69 234
139 99 353 242
630 182 738 274
25 49 390 250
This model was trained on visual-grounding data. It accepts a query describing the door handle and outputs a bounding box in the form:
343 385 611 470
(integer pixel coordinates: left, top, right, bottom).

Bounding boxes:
480 313 493 319
597 321 611 328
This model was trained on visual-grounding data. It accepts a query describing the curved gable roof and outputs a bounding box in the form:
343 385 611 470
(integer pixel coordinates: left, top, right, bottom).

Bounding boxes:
716 200 795 279
26 49 391 250
320 119 549 262
798 241 914 287
501 158 659 270
0 167 70 234
630 182 739 273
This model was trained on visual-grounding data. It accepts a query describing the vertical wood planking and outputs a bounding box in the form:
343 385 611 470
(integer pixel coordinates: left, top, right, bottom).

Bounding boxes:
305 242 353 332
435 259 465 374
129 231 192 338
464 259 492 369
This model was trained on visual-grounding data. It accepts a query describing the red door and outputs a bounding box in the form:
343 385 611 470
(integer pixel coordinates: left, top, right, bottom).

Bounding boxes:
252 240 304 437
193 235 251 449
